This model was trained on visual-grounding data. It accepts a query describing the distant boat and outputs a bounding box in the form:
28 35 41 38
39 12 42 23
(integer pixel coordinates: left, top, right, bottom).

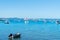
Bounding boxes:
24 20 29 24
4 20 9 24
56 20 60 24
24 17 29 24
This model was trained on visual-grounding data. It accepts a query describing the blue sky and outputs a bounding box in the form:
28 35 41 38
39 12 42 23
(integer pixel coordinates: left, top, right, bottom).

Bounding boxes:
0 0 60 18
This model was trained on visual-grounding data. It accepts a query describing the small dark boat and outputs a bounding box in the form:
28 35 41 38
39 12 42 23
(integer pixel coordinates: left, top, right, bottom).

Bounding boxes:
5 21 9 24
6 22 9 24
8 33 21 39
57 20 60 24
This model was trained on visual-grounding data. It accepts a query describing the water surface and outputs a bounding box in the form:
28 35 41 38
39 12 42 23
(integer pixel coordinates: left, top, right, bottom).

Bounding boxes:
0 20 60 40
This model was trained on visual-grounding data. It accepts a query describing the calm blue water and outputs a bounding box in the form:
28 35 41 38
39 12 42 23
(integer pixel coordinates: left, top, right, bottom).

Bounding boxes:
0 20 60 40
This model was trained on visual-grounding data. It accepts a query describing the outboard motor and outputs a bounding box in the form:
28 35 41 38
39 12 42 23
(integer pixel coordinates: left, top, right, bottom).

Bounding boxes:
8 34 13 38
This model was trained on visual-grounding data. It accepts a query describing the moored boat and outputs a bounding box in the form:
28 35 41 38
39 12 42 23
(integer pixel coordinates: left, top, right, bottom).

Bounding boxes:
56 20 60 24
8 33 21 39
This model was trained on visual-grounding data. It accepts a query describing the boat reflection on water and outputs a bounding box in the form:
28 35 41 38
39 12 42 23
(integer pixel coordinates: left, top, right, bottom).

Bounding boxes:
8 38 13 40
8 38 20 40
